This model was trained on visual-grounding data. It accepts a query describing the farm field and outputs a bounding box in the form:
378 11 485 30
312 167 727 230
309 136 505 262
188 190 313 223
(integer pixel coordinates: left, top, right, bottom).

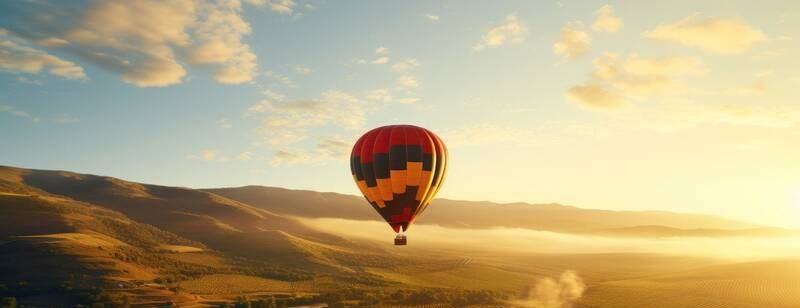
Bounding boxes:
180 274 294 295
579 259 800 308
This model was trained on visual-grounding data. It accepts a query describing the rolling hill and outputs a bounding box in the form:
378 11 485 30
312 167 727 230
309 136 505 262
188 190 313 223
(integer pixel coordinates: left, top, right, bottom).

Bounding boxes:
2 165 797 307
0 166 401 306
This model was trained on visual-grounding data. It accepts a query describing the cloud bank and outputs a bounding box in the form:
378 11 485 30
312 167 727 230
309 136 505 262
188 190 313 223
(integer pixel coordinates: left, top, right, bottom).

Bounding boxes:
0 30 85 80
553 22 590 60
592 5 623 33
645 14 766 54
1 0 262 87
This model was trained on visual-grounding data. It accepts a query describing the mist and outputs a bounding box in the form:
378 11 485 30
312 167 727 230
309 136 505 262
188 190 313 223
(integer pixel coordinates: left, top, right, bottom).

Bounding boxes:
300 218 800 260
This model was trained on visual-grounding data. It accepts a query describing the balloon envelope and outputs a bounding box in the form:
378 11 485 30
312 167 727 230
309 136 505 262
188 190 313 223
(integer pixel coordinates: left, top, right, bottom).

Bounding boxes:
350 125 448 233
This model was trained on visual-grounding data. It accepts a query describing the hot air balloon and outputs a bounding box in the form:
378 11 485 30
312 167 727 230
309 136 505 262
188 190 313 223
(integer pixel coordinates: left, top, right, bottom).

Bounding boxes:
350 125 448 245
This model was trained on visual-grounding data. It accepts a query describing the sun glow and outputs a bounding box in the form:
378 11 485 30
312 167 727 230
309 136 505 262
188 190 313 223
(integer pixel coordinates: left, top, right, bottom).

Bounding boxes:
795 192 800 210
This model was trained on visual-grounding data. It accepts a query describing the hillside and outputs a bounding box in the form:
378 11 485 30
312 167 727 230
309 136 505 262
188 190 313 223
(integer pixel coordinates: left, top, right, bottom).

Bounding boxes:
0 166 403 306
2 165 797 307
2 167 369 256
208 186 763 235
0 192 220 306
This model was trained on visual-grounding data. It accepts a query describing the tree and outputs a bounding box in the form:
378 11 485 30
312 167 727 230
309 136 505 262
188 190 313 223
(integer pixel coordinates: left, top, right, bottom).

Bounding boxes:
235 296 251 308
1 297 17 308
121 295 131 308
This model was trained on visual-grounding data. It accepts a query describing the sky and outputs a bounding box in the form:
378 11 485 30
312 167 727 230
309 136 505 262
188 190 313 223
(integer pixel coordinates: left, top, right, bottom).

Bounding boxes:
0 0 799 228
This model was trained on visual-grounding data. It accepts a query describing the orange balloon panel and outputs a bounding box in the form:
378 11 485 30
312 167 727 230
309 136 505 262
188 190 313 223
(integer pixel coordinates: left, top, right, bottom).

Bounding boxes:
350 125 448 233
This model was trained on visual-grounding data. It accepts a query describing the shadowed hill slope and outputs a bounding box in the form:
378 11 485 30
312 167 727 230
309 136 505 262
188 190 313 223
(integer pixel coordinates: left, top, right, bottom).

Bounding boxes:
3 167 349 252
0 166 394 278
0 166 400 306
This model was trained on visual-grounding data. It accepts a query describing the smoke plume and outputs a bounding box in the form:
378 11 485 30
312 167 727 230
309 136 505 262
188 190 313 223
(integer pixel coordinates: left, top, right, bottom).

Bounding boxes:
510 271 585 308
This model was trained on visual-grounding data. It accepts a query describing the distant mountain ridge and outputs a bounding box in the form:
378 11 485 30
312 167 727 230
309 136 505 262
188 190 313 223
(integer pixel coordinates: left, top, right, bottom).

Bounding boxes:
205 185 762 233
1 165 775 236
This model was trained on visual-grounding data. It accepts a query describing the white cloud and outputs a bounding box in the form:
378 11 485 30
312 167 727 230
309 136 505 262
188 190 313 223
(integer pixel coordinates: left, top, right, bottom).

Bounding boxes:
364 88 419 105
0 105 41 122
63 0 194 87
592 5 623 33
190 0 258 84
553 22 590 60
620 54 706 76
2 0 260 87
424 14 440 22
565 54 799 130
315 137 350 160
234 151 253 161
473 14 528 51
364 47 391 65
262 89 285 101
268 0 296 15
371 56 390 65
0 32 86 80
645 14 766 54
392 58 419 72
392 58 421 89
270 149 311 166
365 88 393 103
396 75 419 88
253 90 365 146
217 118 233 128
16 76 42 85
53 113 80 124
265 70 296 87
270 137 350 166
567 53 707 109
396 97 419 105
246 0 296 15
293 64 311 75
566 84 625 109
187 149 253 162
201 149 217 160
